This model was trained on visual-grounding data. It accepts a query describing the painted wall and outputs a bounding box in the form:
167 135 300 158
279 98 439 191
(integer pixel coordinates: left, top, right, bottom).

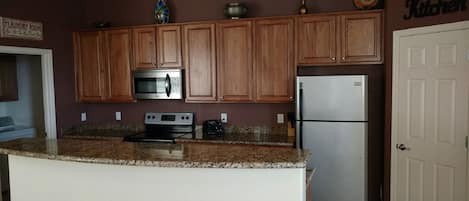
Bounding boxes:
0 55 45 134
383 2 469 201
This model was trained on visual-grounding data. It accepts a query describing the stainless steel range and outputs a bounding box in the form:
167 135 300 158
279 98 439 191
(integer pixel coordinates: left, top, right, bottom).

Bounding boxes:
124 112 195 143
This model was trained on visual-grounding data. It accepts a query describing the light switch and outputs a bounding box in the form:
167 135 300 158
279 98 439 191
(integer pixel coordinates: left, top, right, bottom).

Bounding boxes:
81 113 87 122
220 113 228 123
277 113 284 124
116 112 122 121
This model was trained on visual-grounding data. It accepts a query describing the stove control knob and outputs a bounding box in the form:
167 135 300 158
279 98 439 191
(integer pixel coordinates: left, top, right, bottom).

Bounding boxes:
152 116 156 119
186 116 190 120
181 116 185 120
147 116 151 119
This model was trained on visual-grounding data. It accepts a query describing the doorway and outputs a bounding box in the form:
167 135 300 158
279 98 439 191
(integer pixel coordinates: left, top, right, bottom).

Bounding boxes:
391 21 469 201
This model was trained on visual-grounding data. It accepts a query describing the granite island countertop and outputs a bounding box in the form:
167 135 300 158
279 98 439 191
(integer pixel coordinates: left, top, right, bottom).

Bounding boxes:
0 138 310 169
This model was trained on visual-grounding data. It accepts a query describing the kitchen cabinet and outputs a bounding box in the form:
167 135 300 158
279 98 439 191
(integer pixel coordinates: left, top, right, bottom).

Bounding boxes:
339 11 382 64
297 15 337 64
157 25 183 68
132 27 157 69
0 55 18 102
183 23 217 102
217 20 253 102
297 10 383 65
103 29 134 102
74 29 134 103
254 18 295 103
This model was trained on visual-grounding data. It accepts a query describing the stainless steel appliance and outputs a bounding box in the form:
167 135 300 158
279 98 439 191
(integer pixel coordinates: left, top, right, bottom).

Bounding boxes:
124 112 194 143
133 69 183 100
296 75 368 201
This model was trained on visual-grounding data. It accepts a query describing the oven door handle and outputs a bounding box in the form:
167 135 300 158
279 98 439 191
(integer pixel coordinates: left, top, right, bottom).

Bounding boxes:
165 74 172 97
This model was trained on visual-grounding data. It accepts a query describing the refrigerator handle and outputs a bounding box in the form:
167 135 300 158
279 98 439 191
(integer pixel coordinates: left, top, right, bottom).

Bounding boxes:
298 82 304 149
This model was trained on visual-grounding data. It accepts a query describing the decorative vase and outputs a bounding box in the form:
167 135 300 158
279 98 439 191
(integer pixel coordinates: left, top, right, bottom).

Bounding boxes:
299 0 308 14
353 0 379 10
224 3 248 19
154 0 170 24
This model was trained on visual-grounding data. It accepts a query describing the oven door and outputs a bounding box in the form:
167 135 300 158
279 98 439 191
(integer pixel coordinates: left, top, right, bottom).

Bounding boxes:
133 69 183 100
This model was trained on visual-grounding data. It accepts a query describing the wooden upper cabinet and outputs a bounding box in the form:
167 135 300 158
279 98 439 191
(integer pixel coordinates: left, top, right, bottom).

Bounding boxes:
254 18 295 103
297 15 337 64
183 23 217 102
339 11 382 64
217 21 253 102
0 55 18 102
74 31 106 102
132 27 157 69
157 25 183 68
103 29 134 102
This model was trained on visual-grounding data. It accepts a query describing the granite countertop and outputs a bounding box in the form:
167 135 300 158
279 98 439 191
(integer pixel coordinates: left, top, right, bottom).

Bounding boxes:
0 138 310 169
176 132 295 147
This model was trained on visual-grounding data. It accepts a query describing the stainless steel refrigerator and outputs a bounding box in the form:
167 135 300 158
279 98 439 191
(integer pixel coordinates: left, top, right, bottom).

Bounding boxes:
296 75 367 201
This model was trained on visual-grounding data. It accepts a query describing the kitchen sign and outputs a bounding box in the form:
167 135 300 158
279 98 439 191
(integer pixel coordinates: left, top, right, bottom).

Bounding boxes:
0 17 43 40
404 0 467 19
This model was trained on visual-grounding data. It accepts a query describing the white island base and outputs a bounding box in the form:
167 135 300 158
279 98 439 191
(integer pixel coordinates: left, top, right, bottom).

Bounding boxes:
8 155 306 201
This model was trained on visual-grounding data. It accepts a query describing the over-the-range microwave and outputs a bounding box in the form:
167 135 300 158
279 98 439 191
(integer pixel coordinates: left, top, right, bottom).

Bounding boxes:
133 69 183 100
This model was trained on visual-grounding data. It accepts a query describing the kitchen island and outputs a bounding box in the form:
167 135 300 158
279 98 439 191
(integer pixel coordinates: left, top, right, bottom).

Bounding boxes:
0 138 310 201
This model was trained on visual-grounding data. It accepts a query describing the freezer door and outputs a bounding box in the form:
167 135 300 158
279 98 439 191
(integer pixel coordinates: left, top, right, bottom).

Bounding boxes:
301 121 367 201
296 75 367 121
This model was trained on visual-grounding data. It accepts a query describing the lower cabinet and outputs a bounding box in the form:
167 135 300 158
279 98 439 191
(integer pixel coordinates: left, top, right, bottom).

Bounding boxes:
254 18 295 103
0 55 18 102
74 29 134 103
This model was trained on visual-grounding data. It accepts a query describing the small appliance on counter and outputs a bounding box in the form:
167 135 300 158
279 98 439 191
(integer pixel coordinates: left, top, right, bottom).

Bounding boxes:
133 69 183 100
124 112 195 143
202 120 224 136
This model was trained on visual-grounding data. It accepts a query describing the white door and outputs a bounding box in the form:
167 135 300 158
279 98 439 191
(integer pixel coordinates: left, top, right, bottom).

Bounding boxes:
392 21 469 201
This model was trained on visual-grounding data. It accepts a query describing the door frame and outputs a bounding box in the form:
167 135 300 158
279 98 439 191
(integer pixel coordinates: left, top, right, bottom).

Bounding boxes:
0 45 56 139
391 20 469 201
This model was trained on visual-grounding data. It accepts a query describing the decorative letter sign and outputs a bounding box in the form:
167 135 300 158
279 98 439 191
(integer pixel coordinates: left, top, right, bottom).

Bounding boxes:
0 17 43 40
404 0 467 19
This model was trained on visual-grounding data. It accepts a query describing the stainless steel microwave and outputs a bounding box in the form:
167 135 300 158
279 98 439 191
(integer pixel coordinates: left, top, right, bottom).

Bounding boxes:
133 69 183 100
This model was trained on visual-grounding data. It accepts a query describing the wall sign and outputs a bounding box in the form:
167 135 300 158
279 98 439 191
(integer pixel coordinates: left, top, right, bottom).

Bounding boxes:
404 0 468 19
0 17 43 41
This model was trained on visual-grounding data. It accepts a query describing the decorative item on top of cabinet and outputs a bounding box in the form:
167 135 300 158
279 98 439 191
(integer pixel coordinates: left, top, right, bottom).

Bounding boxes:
297 15 337 64
340 11 382 64
224 3 248 19
0 55 18 102
353 0 379 9
74 29 135 103
217 20 254 102
157 25 182 68
298 0 308 14
183 23 217 102
254 18 295 103
132 27 157 69
154 0 170 24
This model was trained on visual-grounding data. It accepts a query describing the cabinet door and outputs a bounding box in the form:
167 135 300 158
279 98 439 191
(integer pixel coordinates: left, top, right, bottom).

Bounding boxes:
0 55 18 101
254 18 295 103
74 31 107 102
183 23 217 102
157 25 183 68
297 15 337 64
132 27 157 69
339 12 382 64
104 29 134 102
217 21 253 102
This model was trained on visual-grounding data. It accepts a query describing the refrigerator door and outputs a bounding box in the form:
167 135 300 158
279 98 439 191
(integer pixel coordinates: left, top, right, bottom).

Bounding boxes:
300 121 367 201
296 75 367 121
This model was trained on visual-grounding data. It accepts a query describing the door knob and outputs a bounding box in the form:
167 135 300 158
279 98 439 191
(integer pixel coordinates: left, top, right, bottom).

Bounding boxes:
396 144 409 151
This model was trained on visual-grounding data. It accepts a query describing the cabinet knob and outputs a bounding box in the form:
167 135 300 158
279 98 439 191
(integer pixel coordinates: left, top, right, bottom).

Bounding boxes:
289 96 294 100
342 57 346 61
331 57 336 61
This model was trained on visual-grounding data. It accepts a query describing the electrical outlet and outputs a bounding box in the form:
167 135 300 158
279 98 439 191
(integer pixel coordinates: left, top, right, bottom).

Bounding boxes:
277 113 284 124
220 113 228 123
81 112 87 122
115 112 122 121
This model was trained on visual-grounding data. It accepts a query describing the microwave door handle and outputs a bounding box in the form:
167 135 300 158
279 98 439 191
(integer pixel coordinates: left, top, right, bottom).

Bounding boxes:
165 74 171 97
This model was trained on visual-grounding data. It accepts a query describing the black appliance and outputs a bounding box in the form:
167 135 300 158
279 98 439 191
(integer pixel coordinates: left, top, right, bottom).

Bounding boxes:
124 112 195 143
203 120 224 136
